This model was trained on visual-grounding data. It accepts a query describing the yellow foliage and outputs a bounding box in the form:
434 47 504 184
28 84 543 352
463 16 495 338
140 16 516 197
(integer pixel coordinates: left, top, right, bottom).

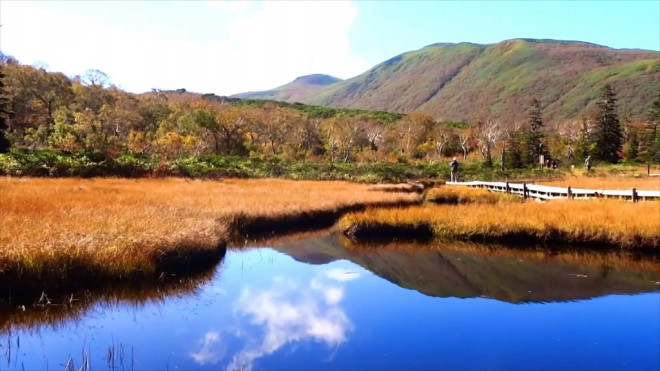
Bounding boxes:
155 131 183 156
127 130 149 154
181 134 199 152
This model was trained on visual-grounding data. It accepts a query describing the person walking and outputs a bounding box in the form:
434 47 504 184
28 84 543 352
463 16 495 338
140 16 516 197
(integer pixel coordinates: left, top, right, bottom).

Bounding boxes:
585 156 592 171
450 157 459 182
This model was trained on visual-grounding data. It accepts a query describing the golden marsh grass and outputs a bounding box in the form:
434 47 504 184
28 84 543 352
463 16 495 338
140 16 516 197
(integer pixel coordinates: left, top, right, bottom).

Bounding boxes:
0 177 420 287
426 186 519 204
338 200 660 248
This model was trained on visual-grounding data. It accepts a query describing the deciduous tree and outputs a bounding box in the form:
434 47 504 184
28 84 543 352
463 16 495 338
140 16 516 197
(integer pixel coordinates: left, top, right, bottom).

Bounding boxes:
0 67 11 152
476 119 503 166
82 69 110 87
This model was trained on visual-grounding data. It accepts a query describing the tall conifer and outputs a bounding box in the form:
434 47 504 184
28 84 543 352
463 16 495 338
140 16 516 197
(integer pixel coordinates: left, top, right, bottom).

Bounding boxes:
646 92 660 162
524 98 544 165
593 84 623 162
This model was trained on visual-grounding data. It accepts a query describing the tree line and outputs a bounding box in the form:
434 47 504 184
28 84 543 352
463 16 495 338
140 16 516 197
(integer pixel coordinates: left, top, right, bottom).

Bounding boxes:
1 55 658 168
502 86 659 169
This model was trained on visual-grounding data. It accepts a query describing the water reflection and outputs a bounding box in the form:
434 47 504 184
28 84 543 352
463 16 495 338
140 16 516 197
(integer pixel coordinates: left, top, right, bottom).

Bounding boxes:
226 272 353 370
273 234 660 303
0 235 658 370
190 331 226 365
0 265 220 334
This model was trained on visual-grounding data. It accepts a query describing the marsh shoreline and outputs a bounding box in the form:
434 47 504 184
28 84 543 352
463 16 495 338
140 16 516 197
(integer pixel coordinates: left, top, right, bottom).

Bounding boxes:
1 178 658 306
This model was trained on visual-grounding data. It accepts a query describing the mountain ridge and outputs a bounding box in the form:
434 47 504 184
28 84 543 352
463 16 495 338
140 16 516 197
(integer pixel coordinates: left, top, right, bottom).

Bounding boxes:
234 39 660 122
232 73 342 101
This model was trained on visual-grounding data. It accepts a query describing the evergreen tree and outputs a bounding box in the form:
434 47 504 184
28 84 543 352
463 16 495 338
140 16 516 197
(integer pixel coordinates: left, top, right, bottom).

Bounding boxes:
0 67 11 153
523 98 544 166
504 131 524 169
646 91 660 162
593 84 623 163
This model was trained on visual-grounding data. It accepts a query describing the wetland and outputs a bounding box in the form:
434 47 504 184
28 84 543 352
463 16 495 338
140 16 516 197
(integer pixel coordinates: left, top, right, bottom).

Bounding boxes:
2 234 659 370
1 177 659 370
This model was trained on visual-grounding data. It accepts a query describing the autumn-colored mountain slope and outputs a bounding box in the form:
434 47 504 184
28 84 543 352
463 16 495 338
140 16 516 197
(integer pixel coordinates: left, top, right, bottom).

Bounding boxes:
232 74 342 102
234 39 659 123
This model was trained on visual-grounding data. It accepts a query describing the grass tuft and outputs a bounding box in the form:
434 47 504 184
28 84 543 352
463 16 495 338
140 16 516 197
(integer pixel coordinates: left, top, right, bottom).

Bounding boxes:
425 186 519 204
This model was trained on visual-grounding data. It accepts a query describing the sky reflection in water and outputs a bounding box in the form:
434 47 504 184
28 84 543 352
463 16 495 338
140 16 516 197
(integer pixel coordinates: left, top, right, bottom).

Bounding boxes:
3 239 660 371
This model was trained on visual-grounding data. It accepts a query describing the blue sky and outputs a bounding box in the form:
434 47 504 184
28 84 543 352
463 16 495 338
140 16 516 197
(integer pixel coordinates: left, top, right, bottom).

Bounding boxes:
1 1 658 95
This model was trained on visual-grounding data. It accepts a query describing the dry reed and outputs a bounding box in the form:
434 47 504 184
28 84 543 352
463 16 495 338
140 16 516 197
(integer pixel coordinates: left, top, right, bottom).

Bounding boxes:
0 177 419 285
426 186 519 204
338 200 660 248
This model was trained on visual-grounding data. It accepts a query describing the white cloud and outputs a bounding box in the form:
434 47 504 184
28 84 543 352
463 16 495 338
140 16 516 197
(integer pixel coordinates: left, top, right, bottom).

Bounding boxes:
322 287 344 306
206 0 255 13
325 268 361 282
311 279 345 305
190 331 227 365
0 1 368 95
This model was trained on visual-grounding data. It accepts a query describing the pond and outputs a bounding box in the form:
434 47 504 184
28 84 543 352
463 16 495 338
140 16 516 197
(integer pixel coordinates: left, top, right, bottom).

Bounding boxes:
2 234 659 370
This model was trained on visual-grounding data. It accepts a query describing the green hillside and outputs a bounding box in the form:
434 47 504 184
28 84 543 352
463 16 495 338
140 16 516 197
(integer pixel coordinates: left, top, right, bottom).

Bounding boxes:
233 73 342 102
235 39 659 122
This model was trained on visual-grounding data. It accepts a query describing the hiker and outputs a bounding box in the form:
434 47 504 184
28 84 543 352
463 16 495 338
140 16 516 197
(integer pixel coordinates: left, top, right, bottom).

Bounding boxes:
449 157 459 182
585 156 592 171
566 146 574 160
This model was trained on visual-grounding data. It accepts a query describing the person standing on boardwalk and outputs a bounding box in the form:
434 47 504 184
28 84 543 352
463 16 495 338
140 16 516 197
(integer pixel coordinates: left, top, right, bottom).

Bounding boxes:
450 157 459 182
585 156 592 171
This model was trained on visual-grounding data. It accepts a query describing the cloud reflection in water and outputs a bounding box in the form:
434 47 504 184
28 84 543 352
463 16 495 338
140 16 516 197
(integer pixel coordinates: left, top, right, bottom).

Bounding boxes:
225 269 358 370
190 331 227 365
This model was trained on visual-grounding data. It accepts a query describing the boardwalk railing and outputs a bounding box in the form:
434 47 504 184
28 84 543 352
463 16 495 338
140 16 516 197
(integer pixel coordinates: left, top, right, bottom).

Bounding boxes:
446 181 660 202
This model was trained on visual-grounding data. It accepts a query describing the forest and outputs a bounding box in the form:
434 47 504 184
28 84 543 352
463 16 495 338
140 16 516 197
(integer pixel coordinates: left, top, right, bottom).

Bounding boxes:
0 54 658 180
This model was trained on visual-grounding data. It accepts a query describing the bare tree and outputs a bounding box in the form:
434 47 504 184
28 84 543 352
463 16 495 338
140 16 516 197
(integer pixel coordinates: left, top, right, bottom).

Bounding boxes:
82 69 110 87
434 128 450 157
322 118 368 162
364 121 383 151
476 120 504 166
459 132 470 159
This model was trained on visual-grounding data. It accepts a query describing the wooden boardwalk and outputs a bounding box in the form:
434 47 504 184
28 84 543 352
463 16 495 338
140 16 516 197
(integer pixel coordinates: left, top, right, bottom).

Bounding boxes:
446 181 660 202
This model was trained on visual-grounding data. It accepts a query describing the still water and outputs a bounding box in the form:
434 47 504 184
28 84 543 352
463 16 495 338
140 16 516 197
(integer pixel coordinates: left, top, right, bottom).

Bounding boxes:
2 234 659 370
